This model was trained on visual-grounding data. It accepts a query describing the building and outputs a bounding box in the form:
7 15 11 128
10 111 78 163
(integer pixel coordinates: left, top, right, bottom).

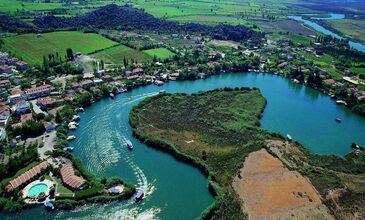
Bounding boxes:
25 84 54 100
60 163 86 190
5 161 49 192
0 112 10 127
0 80 10 89
15 61 29 72
14 101 30 114
36 98 60 110
0 65 12 74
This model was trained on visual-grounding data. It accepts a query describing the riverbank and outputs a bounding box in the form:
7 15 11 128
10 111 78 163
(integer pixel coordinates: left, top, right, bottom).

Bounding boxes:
129 89 365 219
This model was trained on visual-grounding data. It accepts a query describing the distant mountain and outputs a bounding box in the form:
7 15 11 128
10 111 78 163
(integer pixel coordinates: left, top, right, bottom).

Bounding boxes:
0 13 34 33
34 4 262 42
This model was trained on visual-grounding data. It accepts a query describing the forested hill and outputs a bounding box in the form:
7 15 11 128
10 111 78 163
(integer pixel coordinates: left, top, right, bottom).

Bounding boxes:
33 4 262 42
0 13 34 33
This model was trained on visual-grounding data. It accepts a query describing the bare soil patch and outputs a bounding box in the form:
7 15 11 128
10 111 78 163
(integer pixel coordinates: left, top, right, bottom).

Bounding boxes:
232 149 333 220
257 20 315 35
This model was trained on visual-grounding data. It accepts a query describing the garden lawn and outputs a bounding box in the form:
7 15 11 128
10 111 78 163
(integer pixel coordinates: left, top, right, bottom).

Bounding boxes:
92 44 152 64
143 48 175 60
1 31 118 65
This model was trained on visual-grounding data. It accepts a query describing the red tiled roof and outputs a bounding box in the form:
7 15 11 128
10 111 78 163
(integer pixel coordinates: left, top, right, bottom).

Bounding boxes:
60 164 86 189
6 161 49 192
20 113 33 123
25 84 53 95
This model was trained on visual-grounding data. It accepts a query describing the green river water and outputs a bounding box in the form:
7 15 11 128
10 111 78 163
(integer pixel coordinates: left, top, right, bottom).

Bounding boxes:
1 72 365 220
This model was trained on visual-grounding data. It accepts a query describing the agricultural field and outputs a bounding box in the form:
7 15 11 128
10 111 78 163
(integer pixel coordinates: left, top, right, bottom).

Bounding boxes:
169 15 249 26
92 44 152 64
143 48 175 60
306 53 343 80
325 19 365 44
0 0 62 13
1 31 118 65
256 20 315 35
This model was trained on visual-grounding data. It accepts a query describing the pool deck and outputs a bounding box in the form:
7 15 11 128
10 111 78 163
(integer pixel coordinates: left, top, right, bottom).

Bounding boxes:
22 179 55 203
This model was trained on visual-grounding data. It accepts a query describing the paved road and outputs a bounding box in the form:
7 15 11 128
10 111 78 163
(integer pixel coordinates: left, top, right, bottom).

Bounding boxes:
38 131 56 160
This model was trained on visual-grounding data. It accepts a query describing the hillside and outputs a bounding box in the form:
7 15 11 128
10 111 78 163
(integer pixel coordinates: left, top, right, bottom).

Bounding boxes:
33 4 262 42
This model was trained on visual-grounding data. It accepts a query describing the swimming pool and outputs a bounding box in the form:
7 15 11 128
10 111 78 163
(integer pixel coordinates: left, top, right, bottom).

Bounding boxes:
28 183 48 198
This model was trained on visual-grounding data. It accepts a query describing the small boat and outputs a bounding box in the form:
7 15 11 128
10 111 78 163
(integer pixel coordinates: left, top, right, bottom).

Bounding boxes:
67 135 76 141
126 140 133 150
159 90 166 94
286 134 293 142
64 147 74 152
110 93 115 99
336 100 347 105
135 190 144 203
44 201 54 211
336 118 342 123
72 115 80 121
78 107 85 112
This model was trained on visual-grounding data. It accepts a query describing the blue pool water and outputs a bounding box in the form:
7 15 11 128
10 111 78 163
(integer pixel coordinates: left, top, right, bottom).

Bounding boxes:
28 183 48 198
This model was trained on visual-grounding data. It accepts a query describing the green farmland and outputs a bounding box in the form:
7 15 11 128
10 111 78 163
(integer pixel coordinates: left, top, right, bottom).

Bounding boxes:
0 0 62 13
92 44 152 64
1 31 118 65
143 48 175 60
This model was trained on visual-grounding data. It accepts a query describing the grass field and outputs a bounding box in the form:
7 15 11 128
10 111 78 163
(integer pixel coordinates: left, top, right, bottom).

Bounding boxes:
143 48 175 60
1 31 118 65
169 15 249 26
0 0 62 13
92 44 152 64
326 19 365 44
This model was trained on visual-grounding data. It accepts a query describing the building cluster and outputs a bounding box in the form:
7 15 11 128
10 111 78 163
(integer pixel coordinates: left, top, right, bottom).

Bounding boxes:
0 52 29 75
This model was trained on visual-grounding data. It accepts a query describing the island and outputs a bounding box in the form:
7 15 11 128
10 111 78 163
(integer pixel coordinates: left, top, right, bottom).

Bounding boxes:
129 88 365 219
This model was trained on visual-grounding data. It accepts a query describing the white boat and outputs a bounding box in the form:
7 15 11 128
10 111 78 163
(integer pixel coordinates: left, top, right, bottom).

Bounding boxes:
67 135 76 141
110 93 115 98
286 134 293 142
336 100 347 105
72 115 80 121
126 140 133 150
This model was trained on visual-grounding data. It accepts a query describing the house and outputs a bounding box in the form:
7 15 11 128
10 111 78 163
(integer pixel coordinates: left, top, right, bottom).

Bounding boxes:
0 65 12 74
323 79 336 86
6 57 17 65
8 93 25 104
48 106 64 117
0 112 10 127
127 75 139 80
36 98 60 110
60 163 86 190
14 101 30 114
132 68 144 75
80 79 93 88
20 113 33 123
0 127 5 140
278 62 288 68
25 84 54 100
15 61 29 72
0 80 10 89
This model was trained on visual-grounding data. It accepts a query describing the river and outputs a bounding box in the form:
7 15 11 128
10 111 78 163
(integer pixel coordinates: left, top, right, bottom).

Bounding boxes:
288 14 365 52
2 72 365 220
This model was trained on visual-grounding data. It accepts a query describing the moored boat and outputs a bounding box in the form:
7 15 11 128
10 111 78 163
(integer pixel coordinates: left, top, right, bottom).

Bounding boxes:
286 134 293 142
44 201 54 211
67 135 76 141
336 118 342 123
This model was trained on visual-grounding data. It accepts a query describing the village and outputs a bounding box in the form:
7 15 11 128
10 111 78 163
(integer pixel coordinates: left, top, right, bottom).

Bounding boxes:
0 28 365 212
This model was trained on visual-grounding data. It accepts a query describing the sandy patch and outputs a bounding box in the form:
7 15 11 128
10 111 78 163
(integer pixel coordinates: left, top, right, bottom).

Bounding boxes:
232 149 333 220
